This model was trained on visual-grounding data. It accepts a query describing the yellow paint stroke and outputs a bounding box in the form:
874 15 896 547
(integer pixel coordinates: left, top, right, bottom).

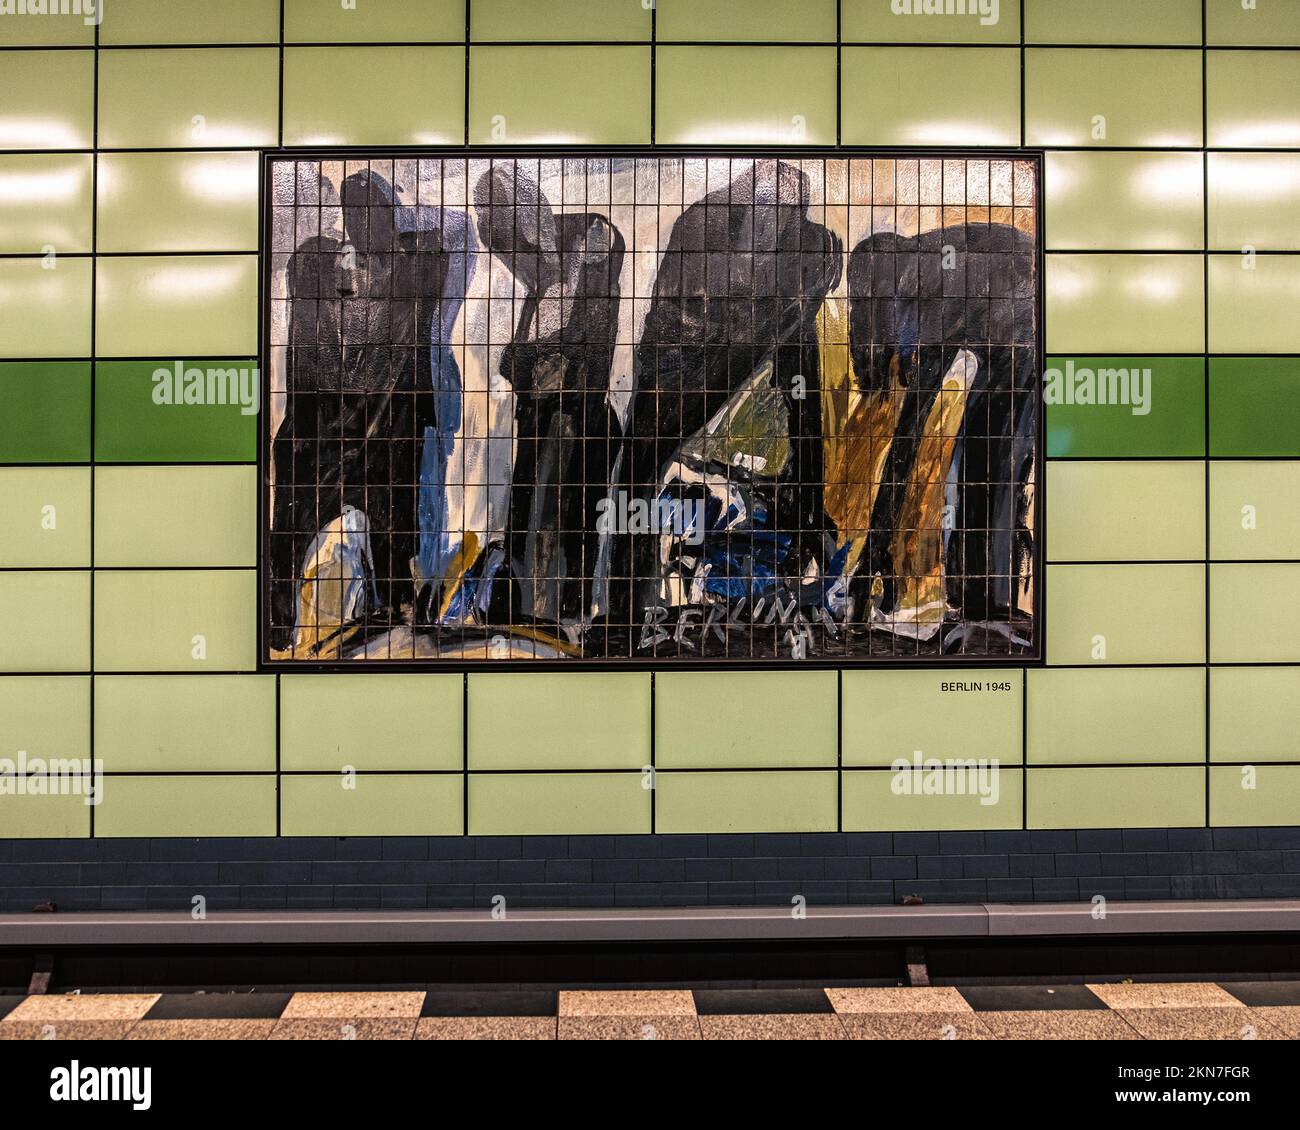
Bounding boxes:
287 619 364 662
817 297 906 577
889 351 975 626
436 531 481 622
506 625 582 657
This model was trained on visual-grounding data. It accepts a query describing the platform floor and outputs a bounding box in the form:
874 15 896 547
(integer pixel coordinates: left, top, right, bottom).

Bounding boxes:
2 982 1299 1040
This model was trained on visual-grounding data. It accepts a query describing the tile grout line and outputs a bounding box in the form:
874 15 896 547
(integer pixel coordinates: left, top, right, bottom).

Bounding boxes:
87 12 100 840
273 0 285 839
649 3 656 145
462 672 469 836
463 0 470 146
1201 0 1211 830
1021 0 1028 835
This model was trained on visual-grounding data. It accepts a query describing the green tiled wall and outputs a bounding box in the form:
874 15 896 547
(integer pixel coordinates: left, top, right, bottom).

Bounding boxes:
0 0 1296 839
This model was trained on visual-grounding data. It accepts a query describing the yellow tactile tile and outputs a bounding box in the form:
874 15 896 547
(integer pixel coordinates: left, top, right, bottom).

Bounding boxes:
128 1019 277 1041
5 993 159 1022
416 1017 556 1041
825 987 973 1014
558 1016 701 1040
270 1018 418 1040
976 1010 1142 1040
279 991 426 1019
557 990 697 1017
1086 982 1244 1010
700 1014 845 1040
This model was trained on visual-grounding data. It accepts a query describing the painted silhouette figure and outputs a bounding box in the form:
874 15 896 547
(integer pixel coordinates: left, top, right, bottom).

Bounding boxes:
269 170 449 653
606 159 843 634
469 164 626 630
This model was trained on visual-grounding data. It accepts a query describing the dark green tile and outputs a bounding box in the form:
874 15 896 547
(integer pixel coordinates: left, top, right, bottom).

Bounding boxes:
96 359 257 462
1210 357 1300 457
1046 355 1204 458
0 362 91 463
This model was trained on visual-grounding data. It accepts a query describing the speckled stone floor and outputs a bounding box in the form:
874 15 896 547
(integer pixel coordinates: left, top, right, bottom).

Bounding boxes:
2 982 1298 1040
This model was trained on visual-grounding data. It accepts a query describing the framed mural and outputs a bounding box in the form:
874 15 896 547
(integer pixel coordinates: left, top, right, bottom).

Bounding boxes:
260 151 1043 665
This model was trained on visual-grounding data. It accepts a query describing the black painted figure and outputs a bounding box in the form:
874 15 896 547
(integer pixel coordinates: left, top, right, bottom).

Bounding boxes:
608 159 843 636
847 222 1037 636
471 164 625 630
269 170 446 652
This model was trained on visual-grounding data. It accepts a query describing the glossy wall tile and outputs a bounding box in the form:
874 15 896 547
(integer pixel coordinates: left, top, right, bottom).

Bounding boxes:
0 6 1295 843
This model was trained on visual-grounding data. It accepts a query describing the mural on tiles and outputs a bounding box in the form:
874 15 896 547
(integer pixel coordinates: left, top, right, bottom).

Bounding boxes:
264 155 1040 662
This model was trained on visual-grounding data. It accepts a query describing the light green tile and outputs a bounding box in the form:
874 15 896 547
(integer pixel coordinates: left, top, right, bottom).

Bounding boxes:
0 571 89 673
842 0 1019 43
1209 0 1300 45
656 671 835 769
95 675 274 772
1211 765 1300 826
0 8 94 45
94 569 256 672
468 773 650 835
1027 668 1204 765
0 790 90 838
1208 50 1300 147
1210 667 1300 762
0 154 92 254
288 0 464 42
656 771 836 834
842 47 1019 145
469 672 648 770
281 673 462 771
1208 154 1300 252
842 669 1021 767
1028 767 1204 829
1046 564 1205 665
658 0 836 41
95 256 258 358
1025 49 1202 147
1208 254 1300 354
1045 152 1203 251
0 676 89 760
1046 461 1205 562
469 46 649 144
95 466 255 567
1046 254 1204 354
1025 0 1201 44
97 152 259 254
0 467 90 567
1210 563 1300 663
102 0 280 43
283 47 464 146
472 0 649 40
282 774 462 837
841 768 1022 832
657 46 836 145
1210 461 1300 560
97 47 279 148
0 49 93 149
0 257 91 358
95 775 275 837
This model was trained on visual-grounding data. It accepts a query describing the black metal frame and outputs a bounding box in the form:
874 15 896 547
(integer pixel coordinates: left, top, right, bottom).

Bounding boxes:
255 145 1047 671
